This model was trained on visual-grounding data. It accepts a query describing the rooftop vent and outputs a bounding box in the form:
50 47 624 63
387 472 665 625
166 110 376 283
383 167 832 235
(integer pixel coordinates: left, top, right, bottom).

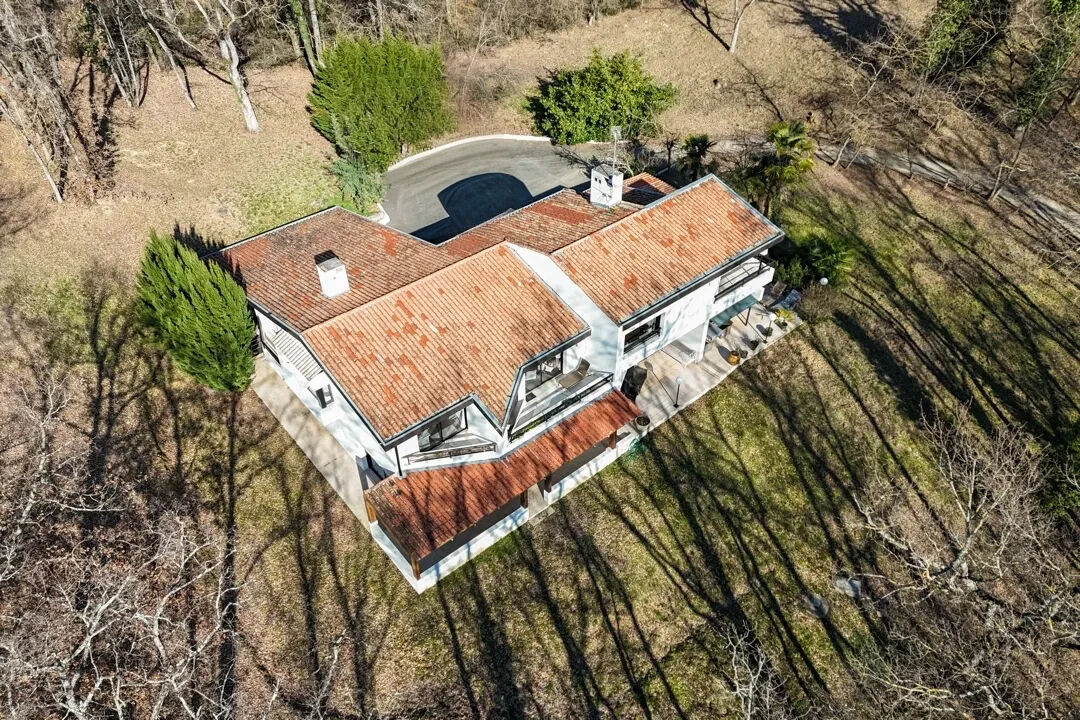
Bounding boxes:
589 164 624 208
315 251 349 298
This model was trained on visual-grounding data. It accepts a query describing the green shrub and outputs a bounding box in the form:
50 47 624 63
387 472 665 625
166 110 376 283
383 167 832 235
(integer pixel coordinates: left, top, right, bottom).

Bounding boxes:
1015 2 1080 126
919 0 1013 77
777 225 855 288
136 231 255 393
526 50 675 144
308 35 453 172
330 155 385 214
777 257 809 288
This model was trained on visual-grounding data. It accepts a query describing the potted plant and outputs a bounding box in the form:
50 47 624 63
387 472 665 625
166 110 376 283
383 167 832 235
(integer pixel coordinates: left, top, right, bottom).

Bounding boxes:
748 339 760 351
776 308 794 329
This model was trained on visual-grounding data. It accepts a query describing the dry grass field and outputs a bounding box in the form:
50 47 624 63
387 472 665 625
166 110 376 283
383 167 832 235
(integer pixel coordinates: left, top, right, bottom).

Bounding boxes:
1 0 933 284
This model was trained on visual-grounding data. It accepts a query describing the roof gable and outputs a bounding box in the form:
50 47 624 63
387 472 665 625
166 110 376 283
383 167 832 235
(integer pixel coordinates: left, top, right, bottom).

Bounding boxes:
553 176 780 322
302 244 586 439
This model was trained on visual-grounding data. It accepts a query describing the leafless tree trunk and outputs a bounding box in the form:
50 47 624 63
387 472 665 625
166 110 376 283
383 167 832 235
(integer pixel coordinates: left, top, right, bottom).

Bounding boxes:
308 0 324 66
138 2 197 109
0 0 101 201
730 0 758 53
178 0 260 132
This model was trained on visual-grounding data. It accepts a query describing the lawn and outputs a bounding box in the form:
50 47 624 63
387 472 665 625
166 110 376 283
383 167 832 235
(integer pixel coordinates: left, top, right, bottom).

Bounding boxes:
5 147 1075 718
3 0 1078 713
207 164 1077 717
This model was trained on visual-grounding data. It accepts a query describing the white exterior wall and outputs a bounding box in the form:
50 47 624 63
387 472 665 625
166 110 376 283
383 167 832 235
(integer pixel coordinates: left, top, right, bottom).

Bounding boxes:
711 260 775 315
255 311 394 477
508 244 620 373
392 402 503 473
614 281 714 386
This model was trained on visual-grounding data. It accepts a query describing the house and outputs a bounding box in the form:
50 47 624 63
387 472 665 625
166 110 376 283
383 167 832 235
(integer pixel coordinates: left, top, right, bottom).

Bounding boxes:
212 168 785 591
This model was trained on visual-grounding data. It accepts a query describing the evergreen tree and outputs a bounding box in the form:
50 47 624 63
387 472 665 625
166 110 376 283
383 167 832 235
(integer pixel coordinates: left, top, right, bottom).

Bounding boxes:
526 50 676 144
308 35 453 172
136 231 255 393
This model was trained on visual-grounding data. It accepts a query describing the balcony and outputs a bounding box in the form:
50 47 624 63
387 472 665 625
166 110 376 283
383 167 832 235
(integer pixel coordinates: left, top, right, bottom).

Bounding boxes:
511 371 612 441
404 433 497 464
714 259 775 303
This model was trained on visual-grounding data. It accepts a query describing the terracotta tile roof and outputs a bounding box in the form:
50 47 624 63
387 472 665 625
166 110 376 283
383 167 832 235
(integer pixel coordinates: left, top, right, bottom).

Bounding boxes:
212 208 451 331
213 174 677 332
441 189 641 257
623 172 677 204
553 176 780 323
303 244 586 439
367 390 641 560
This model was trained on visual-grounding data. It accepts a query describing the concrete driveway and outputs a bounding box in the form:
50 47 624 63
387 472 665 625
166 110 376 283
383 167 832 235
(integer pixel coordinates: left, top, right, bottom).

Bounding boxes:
383 136 597 242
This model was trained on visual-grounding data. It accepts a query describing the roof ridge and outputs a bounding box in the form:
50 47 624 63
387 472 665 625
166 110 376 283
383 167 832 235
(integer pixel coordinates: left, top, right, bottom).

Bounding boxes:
301 240 531 335
202 206 342 259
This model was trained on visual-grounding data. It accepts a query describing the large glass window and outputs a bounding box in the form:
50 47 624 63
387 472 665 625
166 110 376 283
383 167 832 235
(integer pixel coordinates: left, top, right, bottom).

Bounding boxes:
417 410 466 451
526 353 563 393
623 316 661 352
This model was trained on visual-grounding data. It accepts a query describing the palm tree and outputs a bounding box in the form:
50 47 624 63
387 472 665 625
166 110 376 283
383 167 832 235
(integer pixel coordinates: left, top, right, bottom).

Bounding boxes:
746 121 815 218
679 133 717 180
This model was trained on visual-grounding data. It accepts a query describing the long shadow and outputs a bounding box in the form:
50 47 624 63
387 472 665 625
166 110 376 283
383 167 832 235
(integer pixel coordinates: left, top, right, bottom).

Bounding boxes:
772 0 892 55
679 0 731 49
410 173 560 243
511 529 614 719
553 501 691 719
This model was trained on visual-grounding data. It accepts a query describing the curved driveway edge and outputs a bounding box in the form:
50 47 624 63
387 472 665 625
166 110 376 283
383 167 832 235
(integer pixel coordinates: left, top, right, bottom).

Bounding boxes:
382 136 601 242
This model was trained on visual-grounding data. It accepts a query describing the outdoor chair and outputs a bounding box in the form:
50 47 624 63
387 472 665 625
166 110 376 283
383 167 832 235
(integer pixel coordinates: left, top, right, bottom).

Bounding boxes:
557 358 591 390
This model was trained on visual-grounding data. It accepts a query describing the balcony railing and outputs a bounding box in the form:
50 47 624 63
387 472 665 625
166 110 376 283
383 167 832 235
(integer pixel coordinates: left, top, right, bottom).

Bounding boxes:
714 260 774 302
510 372 612 441
404 434 497 464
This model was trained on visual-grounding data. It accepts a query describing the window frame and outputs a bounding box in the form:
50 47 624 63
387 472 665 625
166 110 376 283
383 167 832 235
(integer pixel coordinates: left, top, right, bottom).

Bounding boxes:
417 409 467 452
623 315 662 353
525 352 564 393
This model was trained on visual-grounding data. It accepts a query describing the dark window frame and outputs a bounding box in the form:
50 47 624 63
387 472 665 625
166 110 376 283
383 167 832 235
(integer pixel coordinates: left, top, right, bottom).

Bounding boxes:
623 315 662 353
417 409 467 452
525 352 564 393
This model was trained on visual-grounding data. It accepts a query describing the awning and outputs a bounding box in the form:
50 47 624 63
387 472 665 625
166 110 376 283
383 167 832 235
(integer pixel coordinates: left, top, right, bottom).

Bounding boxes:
711 294 758 326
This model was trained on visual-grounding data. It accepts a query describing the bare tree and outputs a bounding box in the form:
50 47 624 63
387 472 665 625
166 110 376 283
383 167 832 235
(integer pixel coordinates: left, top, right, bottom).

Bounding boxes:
0 0 104 202
729 0 759 53
153 0 262 131
86 0 150 108
0 361 240 719
852 409 1080 718
722 624 801 720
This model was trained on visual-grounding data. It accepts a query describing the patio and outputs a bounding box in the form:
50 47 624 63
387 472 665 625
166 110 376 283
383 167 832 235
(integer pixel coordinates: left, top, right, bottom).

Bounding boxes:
634 303 800 424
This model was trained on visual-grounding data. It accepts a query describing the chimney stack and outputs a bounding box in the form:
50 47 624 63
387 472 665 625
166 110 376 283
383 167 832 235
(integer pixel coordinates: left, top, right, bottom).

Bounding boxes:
316 252 349 298
589 164 624 208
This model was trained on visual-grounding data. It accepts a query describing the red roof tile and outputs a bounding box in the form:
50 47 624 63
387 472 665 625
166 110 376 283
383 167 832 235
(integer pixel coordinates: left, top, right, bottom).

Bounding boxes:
623 172 677 204
303 244 586 439
367 390 641 560
553 177 779 322
214 208 451 331
441 189 641 257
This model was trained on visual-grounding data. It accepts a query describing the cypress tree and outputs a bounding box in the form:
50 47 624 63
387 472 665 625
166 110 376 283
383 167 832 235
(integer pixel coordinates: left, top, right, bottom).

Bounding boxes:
308 35 453 172
136 231 255 393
